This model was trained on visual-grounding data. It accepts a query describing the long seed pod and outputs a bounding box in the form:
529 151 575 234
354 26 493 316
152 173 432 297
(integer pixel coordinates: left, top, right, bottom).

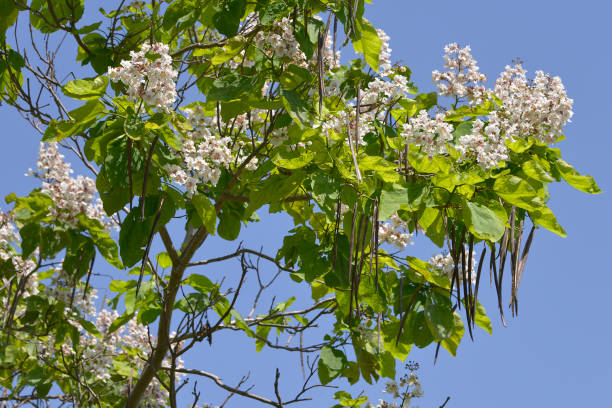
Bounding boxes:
317 14 332 116
369 200 378 284
353 213 366 316
333 15 338 66
374 202 380 290
82 251 96 301
140 134 160 221
348 203 358 317
516 225 536 291
449 225 462 311
508 207 517 315
355 211 369 316
490 245 506 326
461 240 474 339
127 138 134 211
396 283 423 346
471 246 486 323
467 236 474 318
331 190 343 275
498 225 510 315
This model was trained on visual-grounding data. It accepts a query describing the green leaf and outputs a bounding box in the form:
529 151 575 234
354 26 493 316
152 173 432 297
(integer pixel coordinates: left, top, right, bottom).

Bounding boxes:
0 0 18 42
75 21 102 34
440 313 465 356
352 18 382 71
218 207 241 240
259 0 290 25
19 223 40 259
444 101 495 121
554 159 601 194
529 206 566 237
176 293 209 313
231 308 254 337
118 209 154 268
213 0 247 37
157 252 172 268
493 175 542 211
279 88 310 127
418 207 446 248
474 301 492 335
163 0 194 31
271 147 314 169
462 199 506 242
77 317 101 338
382 320 412 361
211 36 246 65
318 345 347 385
185 274 215 293
90 228 123 269
124 112 146 140
42 101 105 142
505 137 534 153
255 323 272 352
424 295 455 341
334 391 368 407
108 311 135 334
359 156 403 184
406 256 450 289
416 92 438 111
192 194 217 233
378 350 396 379
109 279 137 293
62 76 108 100
523 160 554 183
208 74 258 101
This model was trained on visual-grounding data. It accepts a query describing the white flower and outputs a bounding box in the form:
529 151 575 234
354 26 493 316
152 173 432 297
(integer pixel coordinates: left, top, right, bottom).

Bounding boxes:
429 252 477 283
432 43 487 105
494 64 573 144
108 42 178 112
402 110 454 158
379 213 413 250
35 143 113 229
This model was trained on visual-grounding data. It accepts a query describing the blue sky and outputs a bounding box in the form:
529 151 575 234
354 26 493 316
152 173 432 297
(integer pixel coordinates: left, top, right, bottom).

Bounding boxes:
1 0 611 407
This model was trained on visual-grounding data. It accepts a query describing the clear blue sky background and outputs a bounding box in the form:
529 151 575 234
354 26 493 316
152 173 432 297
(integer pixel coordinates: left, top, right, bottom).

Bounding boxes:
1 1 611 407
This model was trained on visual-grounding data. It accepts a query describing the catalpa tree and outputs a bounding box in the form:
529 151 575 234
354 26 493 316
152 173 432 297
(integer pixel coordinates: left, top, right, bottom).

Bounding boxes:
0 0 600 407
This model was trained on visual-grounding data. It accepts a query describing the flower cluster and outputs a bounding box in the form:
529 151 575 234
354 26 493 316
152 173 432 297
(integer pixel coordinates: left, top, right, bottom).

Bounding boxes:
253 15 341 71
322 106 377 146
0 212 39 298
401 110 454 158
494 63 573 143
425 44 574 169
432 43 487 105
123 0 145 10
377 29 393 76
42 267 97 316
254 17 308 67
166 106 258 196
0 211 16 261
429 251 477 283
321 29 342 70
378 213 413 250
366 364 424 408
362 75 411 106
38 271 183 407
108 42 178 112
455 114 509 169
322 28 407 147
35 143 112 229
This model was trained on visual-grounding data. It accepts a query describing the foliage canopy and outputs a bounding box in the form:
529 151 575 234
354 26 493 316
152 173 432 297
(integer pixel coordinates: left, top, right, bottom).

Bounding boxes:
0 0 600 407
